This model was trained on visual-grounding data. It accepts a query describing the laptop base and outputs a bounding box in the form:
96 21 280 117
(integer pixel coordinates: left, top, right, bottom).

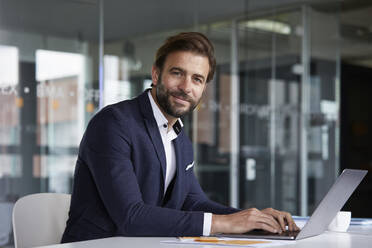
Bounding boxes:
215 229 300 240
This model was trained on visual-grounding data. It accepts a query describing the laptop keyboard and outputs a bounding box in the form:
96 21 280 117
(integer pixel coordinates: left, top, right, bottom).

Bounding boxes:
245 229 301 237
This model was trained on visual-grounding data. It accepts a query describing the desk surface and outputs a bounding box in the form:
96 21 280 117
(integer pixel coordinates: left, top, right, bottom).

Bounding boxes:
36 225 372 248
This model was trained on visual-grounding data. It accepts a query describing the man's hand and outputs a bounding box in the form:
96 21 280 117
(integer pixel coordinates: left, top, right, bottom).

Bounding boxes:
210 208 299 235
261 208 299 232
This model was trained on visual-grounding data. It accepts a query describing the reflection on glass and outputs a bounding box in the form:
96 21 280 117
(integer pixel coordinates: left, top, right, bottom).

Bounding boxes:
33 155 75 193
0 155 21 178
0 45 20 146
237 10 302 213
36 50 85 147
0 1 100 246
103 55 132 105
306 7 340 213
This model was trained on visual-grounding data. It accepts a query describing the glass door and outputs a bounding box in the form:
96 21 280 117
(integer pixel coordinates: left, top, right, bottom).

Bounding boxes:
234 5 340 215
236 9 302 213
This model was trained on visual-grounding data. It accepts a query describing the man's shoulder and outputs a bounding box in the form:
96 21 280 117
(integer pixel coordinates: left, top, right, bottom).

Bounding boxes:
81 96 147 138
105 97 139 116
81 94 148 144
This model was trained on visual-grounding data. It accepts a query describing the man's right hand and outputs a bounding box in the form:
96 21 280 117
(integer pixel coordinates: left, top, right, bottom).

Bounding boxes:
210 208 299 235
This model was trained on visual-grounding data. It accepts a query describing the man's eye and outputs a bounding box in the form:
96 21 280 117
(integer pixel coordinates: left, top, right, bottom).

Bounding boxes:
194 77 203 83
172 71 181 76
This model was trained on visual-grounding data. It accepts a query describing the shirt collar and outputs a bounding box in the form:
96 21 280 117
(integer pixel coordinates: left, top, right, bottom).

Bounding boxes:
147 90 183 134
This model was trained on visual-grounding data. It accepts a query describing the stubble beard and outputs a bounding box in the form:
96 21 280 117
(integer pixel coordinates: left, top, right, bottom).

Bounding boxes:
155 73 201 118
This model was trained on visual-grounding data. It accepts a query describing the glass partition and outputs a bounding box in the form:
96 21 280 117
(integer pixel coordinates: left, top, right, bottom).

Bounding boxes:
0 1 101 246
234 6 340 215
305 6 340 214
236 9 302 213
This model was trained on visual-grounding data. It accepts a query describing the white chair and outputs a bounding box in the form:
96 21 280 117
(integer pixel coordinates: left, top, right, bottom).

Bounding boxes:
12 193 71 248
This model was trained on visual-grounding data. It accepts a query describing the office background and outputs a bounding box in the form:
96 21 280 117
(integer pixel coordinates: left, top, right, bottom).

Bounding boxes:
0 0 371 246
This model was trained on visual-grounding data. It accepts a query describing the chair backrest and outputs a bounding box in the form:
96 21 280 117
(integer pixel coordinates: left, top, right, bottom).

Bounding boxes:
12 193 71 248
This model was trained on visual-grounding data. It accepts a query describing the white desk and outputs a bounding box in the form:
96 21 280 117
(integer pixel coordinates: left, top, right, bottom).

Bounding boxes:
36 225 372 248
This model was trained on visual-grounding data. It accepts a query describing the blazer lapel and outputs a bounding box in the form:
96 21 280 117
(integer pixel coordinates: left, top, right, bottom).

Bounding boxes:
144 119 167 180
162 136 185 209
138 90 167 182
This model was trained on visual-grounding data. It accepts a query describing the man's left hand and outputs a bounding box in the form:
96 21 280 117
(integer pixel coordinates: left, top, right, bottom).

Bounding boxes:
261 208 300 232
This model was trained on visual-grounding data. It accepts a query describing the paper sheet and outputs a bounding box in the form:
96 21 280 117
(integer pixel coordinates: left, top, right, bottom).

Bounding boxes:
161 237 294 247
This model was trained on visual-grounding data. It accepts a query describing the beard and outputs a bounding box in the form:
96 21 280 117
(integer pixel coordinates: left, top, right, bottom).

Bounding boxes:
155 74 201 118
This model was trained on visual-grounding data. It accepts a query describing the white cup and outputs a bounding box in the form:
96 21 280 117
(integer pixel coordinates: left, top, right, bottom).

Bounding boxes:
328 211 351 232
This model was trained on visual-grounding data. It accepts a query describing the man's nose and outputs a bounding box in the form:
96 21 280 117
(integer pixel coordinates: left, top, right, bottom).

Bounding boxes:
178 76 192 94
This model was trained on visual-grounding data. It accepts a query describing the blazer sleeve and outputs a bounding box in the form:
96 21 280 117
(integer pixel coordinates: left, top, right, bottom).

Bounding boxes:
182 168 240 215
81 108 204 236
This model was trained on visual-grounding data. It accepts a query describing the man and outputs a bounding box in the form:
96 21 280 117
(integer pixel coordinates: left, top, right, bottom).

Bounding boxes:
61 32 298 243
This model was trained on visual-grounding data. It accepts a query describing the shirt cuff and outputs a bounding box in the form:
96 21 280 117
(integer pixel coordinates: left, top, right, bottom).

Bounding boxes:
203 213 212 236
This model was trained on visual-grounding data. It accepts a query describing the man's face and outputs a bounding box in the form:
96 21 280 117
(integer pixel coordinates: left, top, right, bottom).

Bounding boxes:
152 51 209 118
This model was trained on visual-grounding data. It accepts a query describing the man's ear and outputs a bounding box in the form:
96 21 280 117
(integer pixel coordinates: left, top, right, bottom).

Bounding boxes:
151 66 160 86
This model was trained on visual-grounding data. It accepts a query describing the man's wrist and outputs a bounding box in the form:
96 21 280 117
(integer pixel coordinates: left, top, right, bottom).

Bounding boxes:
210 214 228 234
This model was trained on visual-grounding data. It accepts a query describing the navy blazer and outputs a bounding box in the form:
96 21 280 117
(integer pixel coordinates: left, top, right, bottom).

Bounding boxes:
61 90 238 243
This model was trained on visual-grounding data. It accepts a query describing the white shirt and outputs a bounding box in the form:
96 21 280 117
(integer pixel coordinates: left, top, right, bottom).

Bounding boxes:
148 91 212 236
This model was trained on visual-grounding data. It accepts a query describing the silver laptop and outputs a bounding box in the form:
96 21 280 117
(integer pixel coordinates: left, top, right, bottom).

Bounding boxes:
215 169 367 240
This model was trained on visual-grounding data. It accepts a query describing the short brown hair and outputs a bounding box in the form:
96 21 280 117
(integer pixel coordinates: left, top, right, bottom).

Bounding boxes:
154 32 216 82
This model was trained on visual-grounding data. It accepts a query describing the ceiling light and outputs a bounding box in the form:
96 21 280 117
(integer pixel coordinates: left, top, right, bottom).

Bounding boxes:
243 19 291 35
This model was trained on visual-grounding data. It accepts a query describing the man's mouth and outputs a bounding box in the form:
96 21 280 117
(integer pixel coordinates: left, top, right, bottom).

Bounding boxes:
171 93 191 104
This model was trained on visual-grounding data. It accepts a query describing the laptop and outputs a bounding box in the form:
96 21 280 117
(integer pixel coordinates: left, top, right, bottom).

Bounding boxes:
215 169 367 240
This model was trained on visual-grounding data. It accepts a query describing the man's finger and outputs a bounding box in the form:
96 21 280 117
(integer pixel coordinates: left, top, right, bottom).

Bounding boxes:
262 208 287 231
282 212 296 231
256 222 279 233
275 213 287 231
257 212 283 233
